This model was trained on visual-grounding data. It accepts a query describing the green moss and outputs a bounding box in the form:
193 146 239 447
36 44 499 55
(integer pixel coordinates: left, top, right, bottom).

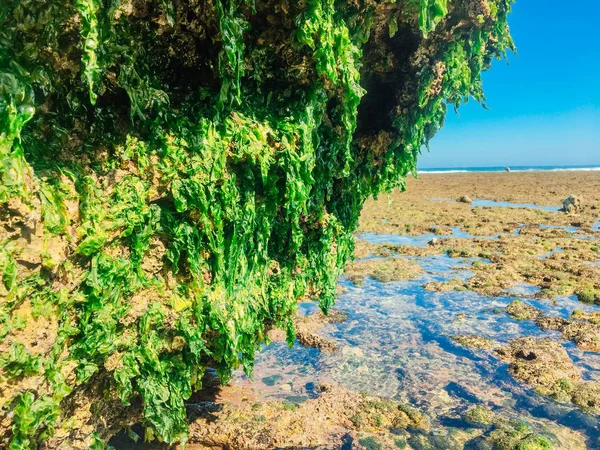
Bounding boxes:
394 438 407 449
282 402 298 411
253 415 267 424
465 406 495 427
486 420 555 450
515 435 553 450
548 378 576 403
373 413 383 427
351 414 366 428
358 436 382 450
576 288 599 304
261 375 284 387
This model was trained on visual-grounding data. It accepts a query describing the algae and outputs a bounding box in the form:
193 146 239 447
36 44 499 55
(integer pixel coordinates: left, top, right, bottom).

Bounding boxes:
345 257 424 285
0 0 515 446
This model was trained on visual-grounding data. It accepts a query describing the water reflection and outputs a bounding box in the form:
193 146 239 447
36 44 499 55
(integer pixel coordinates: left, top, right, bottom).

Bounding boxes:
472 199 560 212
231 250 600 443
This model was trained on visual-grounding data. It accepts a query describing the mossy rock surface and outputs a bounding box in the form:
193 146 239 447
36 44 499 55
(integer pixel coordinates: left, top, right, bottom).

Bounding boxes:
0 0 515 447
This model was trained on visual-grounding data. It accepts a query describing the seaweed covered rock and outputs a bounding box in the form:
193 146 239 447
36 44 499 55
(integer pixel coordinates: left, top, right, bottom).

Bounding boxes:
505 300 543 322
182 383 429 449
452 333 497 350
561 195 582 213
495 338 580 389
0 0 514 447
344 256 424 285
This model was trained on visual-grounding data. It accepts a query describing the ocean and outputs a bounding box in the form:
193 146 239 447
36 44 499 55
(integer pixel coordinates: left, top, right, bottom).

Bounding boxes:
418 165 600 174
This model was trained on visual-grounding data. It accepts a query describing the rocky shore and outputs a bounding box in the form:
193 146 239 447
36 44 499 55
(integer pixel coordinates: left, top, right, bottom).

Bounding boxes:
113 171 600 449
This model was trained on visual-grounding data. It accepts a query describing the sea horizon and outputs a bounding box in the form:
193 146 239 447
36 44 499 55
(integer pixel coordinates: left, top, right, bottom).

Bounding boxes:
417 164 600 174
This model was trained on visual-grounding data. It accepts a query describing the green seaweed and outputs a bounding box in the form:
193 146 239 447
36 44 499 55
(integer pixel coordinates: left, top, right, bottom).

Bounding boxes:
0 0 514 447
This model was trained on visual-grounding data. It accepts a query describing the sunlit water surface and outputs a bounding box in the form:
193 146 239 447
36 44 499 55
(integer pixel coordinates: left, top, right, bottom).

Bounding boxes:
229 229 600 445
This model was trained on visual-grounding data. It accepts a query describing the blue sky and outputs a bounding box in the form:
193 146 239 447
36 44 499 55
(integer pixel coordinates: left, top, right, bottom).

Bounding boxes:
418 0 600 169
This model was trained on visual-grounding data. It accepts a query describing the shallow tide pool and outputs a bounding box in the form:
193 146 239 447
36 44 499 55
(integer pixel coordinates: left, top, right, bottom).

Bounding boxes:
471 199 560 212
230 238 600 446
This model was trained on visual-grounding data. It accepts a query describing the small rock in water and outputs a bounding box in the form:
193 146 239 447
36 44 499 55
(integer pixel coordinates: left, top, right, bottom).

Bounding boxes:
316 382 332 392
561 195 583 213
452 334 496 349
356 365 369 374
427 238 438 246
296 329 338 353
505 300 543 321
495 337 580 388
342 346 365 358
457 195 473 204
464 406 495 427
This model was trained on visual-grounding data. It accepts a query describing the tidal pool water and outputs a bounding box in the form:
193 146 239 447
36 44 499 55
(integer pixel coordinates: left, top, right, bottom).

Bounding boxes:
471 199 561 212
356 232 436 246
231 244 600 446
357 227 501 246
426 197 562 212
539 224 579 233
428 197 560 211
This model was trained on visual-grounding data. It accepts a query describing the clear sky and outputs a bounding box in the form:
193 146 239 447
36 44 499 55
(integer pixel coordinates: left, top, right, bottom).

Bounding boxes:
418 0 600 169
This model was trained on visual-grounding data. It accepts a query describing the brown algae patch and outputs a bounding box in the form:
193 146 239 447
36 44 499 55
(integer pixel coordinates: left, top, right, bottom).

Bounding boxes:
505 300 544 321
446 333 600 413
495 338 580 389
421 232 600 301
452 334 497 350
569 382 600 410
571 309 600 324
344 257 423 285
494 338 600 412
184 383 429 449
556 321 600 352
352 239 383 259
505 301 600 352
425 278 468 293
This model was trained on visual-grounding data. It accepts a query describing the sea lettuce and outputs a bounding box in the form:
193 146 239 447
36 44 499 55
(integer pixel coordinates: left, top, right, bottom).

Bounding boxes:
0 0 514 446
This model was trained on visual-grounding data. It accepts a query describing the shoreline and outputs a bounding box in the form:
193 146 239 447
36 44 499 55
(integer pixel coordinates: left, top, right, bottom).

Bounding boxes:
417 166 600 174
